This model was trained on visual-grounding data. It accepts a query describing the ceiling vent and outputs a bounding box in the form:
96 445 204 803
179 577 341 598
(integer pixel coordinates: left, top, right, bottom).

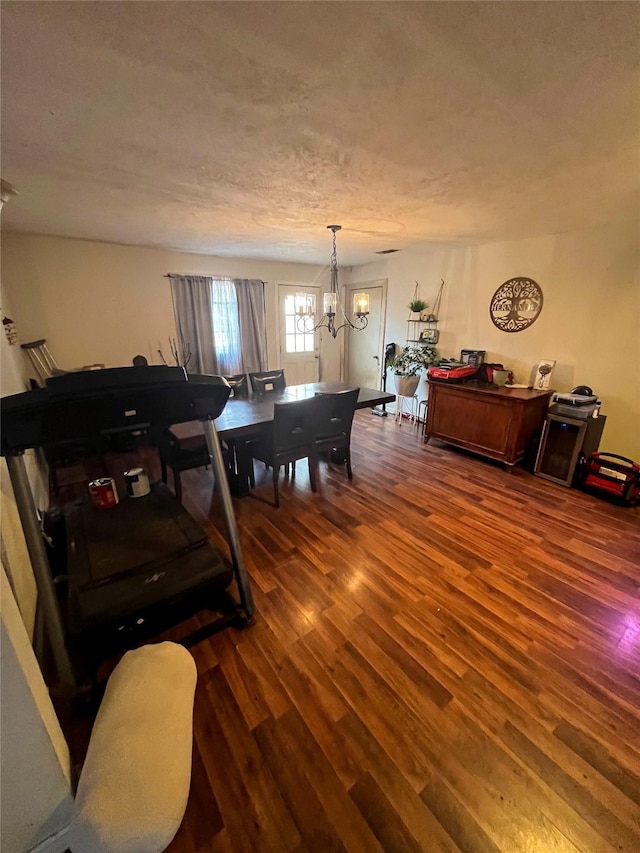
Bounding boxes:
375 248 399 255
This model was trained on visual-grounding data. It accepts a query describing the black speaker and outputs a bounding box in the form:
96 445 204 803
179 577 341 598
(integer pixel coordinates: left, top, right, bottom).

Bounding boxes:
534 414 606 486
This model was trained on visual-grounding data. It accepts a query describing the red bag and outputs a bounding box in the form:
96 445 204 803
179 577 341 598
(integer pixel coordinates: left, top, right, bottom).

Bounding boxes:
579 452 640 506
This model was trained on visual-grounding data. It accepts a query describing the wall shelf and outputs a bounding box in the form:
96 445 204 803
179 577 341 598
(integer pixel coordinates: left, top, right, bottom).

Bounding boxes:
405 317 439 345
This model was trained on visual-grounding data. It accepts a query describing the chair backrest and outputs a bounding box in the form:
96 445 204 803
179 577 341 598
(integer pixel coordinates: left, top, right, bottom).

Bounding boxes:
314 388 360 441
272 397 318 455
223 374 249 399
249 370 286 395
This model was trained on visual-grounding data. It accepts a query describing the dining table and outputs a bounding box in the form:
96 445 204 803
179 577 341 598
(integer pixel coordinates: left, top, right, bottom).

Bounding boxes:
171 381 395 497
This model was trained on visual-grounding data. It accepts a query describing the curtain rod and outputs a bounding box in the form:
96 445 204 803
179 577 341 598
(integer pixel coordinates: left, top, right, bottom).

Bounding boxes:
164 273 268 283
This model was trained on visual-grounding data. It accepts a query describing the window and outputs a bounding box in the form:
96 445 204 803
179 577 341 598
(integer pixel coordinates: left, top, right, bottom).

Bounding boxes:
211 279 242 374
283 294 315 354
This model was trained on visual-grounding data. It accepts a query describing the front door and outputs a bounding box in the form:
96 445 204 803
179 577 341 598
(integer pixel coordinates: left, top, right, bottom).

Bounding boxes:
277 284 320 385
344 280 387 390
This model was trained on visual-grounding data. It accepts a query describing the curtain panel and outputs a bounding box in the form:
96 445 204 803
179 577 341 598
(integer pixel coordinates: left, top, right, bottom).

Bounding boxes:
235 278 267 373
169 275 217 374
169 275 266 376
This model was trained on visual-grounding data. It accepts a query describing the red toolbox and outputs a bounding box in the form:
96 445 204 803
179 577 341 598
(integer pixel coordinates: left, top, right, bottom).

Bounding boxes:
579 452 640 506
427 365 478 383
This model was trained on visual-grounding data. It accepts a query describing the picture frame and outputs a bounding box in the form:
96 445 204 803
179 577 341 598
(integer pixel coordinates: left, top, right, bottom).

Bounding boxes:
534 359 556 390
420 328 439 344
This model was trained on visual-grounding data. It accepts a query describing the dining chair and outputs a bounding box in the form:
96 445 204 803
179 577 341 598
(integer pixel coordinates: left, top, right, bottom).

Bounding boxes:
249 369 286 395
157 429 213 503
249 397 318 507
313 388 360 479
223 373 249 399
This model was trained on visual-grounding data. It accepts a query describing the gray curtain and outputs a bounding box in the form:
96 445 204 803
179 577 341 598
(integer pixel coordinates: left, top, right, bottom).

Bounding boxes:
169 275 217 374
235 279 267 373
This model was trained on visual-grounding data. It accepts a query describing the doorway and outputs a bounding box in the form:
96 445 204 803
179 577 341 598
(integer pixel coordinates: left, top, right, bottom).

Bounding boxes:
344 280 387 390
277 284 321 384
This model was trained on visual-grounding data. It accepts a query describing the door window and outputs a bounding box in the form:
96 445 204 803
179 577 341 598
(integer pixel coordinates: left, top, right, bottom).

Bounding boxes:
283 294 315 354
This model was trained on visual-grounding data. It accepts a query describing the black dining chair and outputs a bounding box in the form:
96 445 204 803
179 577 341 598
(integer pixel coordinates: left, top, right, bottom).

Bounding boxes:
313 388 360 480
223 373 249 399
157 429 214 503
249 397 318 507
249 369 286 396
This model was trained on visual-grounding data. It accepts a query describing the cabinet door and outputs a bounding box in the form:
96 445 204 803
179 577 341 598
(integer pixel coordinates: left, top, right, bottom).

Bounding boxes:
433 390 510 454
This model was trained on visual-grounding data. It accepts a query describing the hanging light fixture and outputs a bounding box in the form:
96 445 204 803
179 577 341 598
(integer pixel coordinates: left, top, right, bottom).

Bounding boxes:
297 225 369 339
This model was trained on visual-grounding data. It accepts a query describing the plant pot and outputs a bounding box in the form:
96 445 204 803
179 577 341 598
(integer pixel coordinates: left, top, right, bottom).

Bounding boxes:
394 374 420 396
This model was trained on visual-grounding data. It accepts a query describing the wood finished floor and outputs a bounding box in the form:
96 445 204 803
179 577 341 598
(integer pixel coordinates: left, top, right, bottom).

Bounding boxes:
153 413 637 852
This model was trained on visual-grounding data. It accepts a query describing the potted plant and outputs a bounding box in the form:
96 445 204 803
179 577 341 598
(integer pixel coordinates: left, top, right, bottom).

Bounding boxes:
389 343 439 396
408 298 428 320
408 281 428 319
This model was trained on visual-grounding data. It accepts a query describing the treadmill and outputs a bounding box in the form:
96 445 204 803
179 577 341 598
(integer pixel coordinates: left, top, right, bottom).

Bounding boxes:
1 366 254 690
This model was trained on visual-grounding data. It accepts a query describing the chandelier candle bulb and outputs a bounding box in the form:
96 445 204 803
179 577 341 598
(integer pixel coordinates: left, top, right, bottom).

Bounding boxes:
324 291 338 316
295 293 315 317
353 292 369 317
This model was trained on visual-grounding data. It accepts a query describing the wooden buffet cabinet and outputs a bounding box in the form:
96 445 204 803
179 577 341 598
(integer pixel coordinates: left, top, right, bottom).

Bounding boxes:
424 382 553 468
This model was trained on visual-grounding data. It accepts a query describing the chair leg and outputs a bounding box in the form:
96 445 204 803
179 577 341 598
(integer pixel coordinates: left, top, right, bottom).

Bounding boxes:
291 460 296 480
346 448 353 480
272 465 280 508
160 457 167 484
173 468 183 503
308 455 318 492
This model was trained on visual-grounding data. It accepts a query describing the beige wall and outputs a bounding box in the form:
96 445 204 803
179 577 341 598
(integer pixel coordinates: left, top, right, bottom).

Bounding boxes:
1 281 48 634
3 223 638 458
1 282 72 853
0 233 343 381
348 218 640 459
1 568 73 853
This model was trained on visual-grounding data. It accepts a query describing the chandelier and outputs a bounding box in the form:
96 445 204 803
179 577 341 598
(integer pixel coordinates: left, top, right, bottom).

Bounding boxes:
297 225 369 338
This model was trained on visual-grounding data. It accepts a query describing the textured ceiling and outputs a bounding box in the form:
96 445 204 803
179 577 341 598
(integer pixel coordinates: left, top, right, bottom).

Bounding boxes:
1 1 639 264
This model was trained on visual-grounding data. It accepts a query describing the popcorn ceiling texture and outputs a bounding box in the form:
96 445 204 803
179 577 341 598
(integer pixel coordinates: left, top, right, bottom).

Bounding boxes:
1 1 638 264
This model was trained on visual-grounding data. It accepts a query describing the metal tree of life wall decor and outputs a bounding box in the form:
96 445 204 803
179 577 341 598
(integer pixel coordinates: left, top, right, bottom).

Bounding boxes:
489 277 544 333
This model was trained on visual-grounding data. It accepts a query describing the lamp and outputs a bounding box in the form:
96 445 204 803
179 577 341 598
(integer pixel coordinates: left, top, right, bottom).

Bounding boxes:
297 225 369 339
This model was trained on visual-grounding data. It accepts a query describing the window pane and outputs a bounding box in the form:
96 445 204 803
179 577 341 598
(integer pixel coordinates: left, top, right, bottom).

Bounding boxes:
285 294 295 314
211 279 242 374
295 335 306 353
286 334 296 353
285 316 295 334
304 334 314 352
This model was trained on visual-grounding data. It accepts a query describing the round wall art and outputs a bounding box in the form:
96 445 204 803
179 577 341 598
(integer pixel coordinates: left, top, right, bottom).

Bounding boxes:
489 277 543 333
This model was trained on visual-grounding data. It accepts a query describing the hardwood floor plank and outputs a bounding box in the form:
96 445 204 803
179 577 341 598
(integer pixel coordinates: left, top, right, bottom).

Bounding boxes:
349 772 427 853
338 712 462 852
235 637 292 722
166 741 223 853
553 720 640 806
215 633 271 731
420 778 504 853
260 708 384 853
500 720 640 851
253 715 349 852
202 667 301 851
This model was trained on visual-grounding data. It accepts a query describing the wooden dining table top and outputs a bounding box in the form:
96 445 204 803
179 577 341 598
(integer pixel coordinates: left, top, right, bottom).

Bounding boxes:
172 381 395 441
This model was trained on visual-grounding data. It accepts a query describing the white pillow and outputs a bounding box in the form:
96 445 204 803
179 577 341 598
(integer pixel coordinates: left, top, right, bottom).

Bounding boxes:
70 642 197 853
